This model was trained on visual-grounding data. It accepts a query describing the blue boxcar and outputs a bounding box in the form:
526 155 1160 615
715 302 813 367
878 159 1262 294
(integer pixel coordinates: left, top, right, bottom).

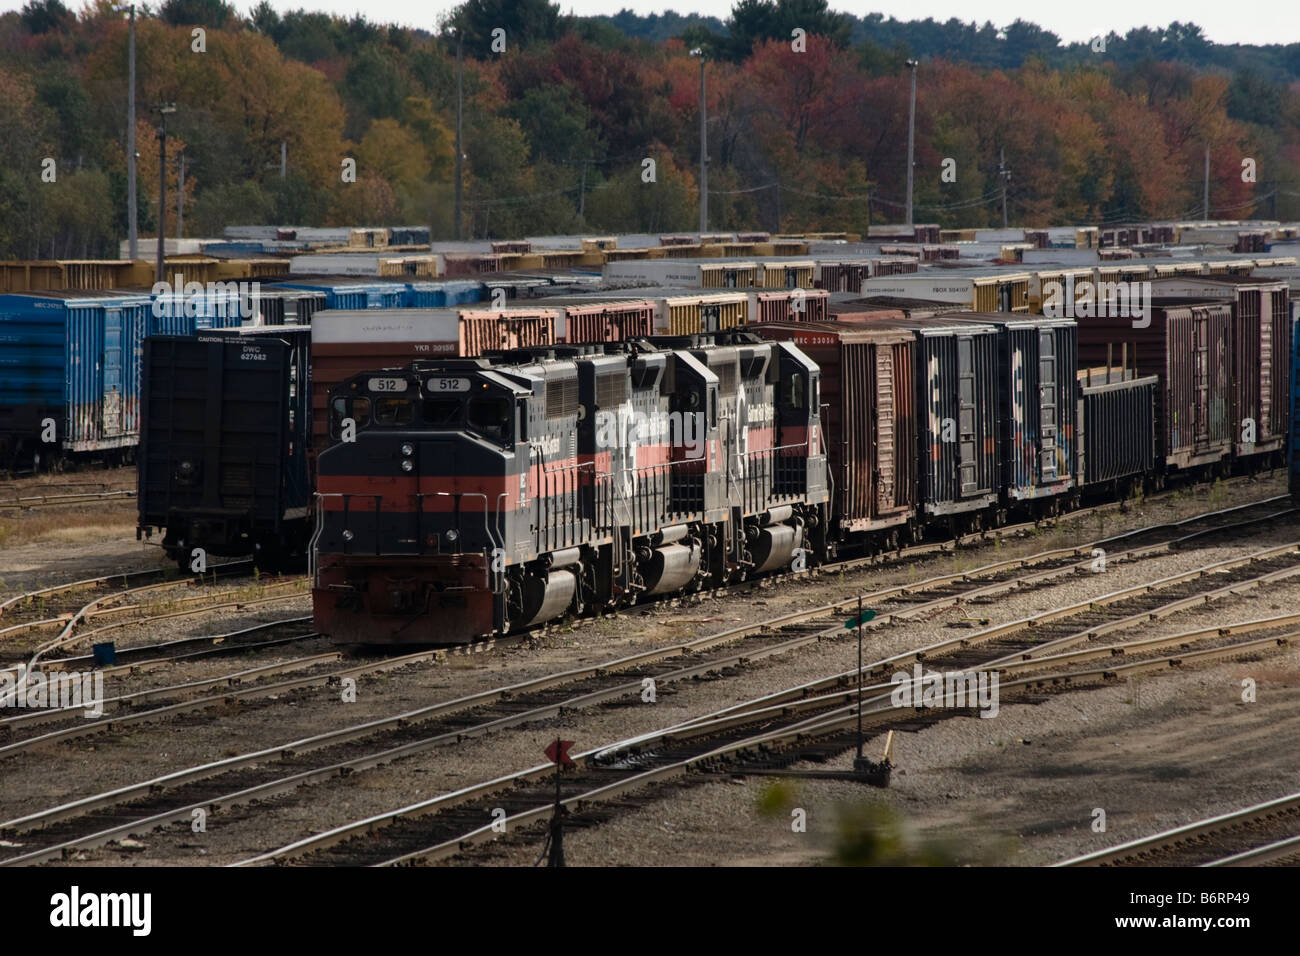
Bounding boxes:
270 280 407 311
150 283 250 331
405 280 483 308
0 289 242 466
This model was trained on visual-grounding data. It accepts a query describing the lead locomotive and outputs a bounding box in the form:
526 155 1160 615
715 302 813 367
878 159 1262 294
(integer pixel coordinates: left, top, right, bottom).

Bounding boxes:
312 333 828 644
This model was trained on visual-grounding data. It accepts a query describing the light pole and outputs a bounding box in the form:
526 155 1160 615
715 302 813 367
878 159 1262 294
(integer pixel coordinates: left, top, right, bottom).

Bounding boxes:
998 147 1011 229
154 104 176 284
177 150 186 240
904 59 918 231
1203 145 1210 221
691 47 707 235
454 27 464 241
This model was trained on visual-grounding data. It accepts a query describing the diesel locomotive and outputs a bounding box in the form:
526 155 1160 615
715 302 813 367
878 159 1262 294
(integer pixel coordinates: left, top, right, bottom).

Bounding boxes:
312 334 828 643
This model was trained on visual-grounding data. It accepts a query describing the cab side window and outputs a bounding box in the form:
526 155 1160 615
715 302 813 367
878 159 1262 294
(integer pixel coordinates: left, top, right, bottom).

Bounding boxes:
468 396 512 442
330 396 371 438
788 372 805 410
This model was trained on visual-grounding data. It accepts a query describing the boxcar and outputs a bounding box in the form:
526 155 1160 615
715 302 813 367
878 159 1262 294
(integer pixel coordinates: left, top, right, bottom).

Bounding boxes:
1291 298 1300 503
872 316 1000 531
747 289 830 323
529 297 657 342
138 327 312 569
815 261 873 292
270 279 408 310
1076 300 1233 476
248 287 327 325
939 313 1078 514
749 321 918 552
1076 366 1158 494
837 295 970 320
405 280 486 308
0 289 244 468
1149 277 1290 460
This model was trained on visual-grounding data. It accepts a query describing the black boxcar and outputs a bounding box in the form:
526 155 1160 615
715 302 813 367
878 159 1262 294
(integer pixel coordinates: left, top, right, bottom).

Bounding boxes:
137 326 312 570
871 315 1000 531
1076 366 1158 492
938 313 1078 514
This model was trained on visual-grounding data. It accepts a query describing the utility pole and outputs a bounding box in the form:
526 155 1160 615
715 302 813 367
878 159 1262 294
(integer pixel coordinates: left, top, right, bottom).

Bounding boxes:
998 148 1011 229
177 151 185 239
1203 145 1210 221
126 4 137 259
692 48 708 234
454 28 464 241
578 159 588 221
280 140 286 179
905 59 918 230
154 104 176 285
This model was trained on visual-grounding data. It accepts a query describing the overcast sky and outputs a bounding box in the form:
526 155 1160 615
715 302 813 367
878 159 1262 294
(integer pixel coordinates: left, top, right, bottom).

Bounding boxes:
7 1 1297 46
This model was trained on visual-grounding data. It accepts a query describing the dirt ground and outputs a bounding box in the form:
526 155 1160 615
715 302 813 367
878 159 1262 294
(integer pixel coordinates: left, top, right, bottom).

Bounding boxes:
2 472 1298 866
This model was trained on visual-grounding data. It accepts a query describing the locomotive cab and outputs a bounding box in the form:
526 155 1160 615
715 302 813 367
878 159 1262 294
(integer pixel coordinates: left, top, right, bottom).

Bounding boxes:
314 361 536 643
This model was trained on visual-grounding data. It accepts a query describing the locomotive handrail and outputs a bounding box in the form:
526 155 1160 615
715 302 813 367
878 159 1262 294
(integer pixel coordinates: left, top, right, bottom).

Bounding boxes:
435 491 497 592
309 492 346 585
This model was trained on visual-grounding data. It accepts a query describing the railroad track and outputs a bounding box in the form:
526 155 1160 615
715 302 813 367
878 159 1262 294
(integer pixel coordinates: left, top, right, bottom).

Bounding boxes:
0 565 307 675
1058 792 1300 867
0 617 320 736
0 561 255 621
237 629 1293 868
0 489 136 510
1 505 1292 866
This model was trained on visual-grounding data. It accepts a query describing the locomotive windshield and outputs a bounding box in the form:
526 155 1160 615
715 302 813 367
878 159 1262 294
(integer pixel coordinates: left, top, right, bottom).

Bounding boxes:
424 397 463 426
372 397 414 426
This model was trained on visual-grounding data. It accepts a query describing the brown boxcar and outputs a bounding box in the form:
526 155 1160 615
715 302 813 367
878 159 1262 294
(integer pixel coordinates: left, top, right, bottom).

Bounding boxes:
872 257 921 276
825 305 907 324
748 289 829 323
1148 277 1291 458
441 253 503 276
748 321 917 549
1075 300 1233 473
560 300 655 342
309 308 557 451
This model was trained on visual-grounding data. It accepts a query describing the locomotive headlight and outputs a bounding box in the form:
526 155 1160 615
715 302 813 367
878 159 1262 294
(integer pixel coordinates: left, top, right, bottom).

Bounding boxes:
445 529 459 543
342 530 354 541
401 443 414 456
401 459 414 472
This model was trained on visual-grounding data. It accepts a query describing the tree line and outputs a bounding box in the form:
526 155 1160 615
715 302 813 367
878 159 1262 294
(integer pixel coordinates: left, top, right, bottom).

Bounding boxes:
1 0 1295 257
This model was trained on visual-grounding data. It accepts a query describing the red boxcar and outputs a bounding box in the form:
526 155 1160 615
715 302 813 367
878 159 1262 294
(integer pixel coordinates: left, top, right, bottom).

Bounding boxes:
750 321 917 550
1076 300 1233 473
